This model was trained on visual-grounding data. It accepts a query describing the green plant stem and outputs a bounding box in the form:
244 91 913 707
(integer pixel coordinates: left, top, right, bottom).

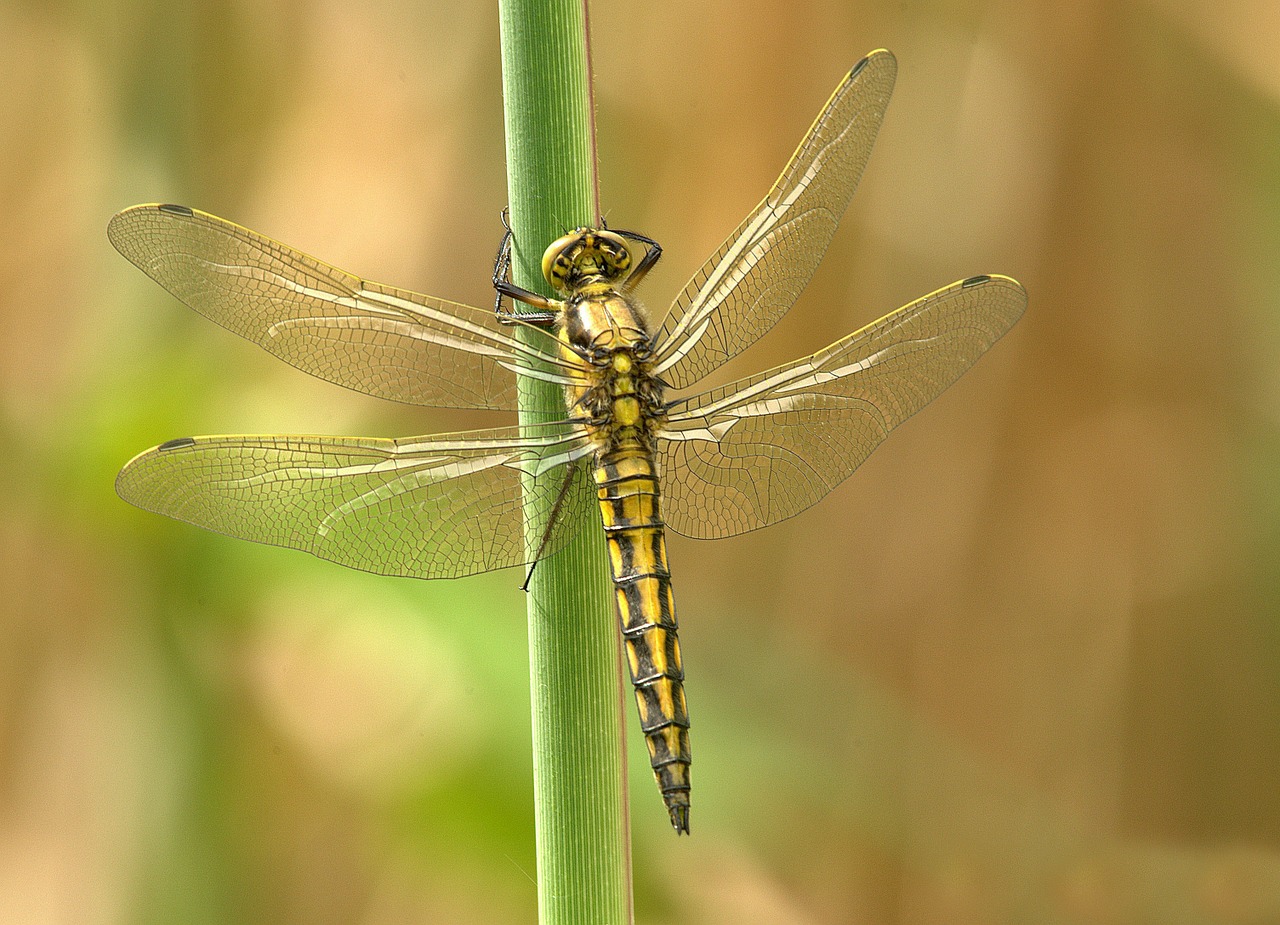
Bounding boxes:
497 2 633 923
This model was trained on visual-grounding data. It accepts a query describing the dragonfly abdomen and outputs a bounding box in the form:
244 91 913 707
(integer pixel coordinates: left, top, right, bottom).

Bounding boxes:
594 442 691 834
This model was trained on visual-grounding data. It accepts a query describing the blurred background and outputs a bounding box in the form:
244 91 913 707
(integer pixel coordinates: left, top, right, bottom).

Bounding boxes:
3 0 1279 922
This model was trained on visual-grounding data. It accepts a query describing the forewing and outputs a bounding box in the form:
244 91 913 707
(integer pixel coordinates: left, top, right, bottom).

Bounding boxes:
108 204 575 410
652 50 897 390
116 424 596 579
659 275 1026 538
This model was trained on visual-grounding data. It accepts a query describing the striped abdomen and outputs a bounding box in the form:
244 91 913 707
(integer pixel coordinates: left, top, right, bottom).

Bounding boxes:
594 440 691 834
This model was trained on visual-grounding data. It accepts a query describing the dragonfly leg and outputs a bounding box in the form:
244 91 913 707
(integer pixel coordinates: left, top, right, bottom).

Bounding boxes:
493 211 560 326
521 461 580 591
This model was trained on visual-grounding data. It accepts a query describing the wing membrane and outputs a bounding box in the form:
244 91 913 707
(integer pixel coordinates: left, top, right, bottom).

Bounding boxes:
108 204 577 410
116 424 595 579
652 50 897 389
658 275 1026 539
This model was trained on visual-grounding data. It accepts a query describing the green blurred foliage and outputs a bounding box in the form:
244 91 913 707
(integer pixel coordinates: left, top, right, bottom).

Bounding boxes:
3 1 1280 923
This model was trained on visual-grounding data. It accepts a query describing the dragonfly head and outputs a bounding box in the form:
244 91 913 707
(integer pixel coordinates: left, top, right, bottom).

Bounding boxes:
542 228 632 293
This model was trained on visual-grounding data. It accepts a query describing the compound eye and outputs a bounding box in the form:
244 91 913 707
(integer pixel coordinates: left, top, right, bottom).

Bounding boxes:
596 230 632 275
541 231 586 291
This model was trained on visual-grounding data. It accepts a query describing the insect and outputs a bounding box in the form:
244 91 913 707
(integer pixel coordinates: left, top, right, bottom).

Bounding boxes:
110 49 1025 835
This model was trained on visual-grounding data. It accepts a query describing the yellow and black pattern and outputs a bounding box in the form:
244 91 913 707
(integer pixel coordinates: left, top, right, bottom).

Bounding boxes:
561 297 693 835
595 436 691 834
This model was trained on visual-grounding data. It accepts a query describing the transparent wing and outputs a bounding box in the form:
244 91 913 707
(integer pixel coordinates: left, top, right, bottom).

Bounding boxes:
651 49 897 390
116 423 596 579
108 204 578 410
658 275 1026 539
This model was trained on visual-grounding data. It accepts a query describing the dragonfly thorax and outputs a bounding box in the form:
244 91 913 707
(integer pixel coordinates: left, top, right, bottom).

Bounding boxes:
558 290 664 444
542 228 632 293
560 291 654 362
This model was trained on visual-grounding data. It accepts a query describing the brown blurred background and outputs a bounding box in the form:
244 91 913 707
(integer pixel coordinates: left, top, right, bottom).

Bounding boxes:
4 0 1279 922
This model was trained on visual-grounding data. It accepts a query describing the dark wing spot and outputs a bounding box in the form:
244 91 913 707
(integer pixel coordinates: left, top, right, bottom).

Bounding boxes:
158 436 197 451
850 56 870 78
962 275 992 287
157 203 194 216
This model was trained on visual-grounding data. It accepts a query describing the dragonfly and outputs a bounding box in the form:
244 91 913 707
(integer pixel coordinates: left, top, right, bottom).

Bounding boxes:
110 49 1025 835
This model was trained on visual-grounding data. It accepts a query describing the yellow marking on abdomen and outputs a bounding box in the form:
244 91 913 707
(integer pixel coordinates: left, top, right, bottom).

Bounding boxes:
594 442 691 834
